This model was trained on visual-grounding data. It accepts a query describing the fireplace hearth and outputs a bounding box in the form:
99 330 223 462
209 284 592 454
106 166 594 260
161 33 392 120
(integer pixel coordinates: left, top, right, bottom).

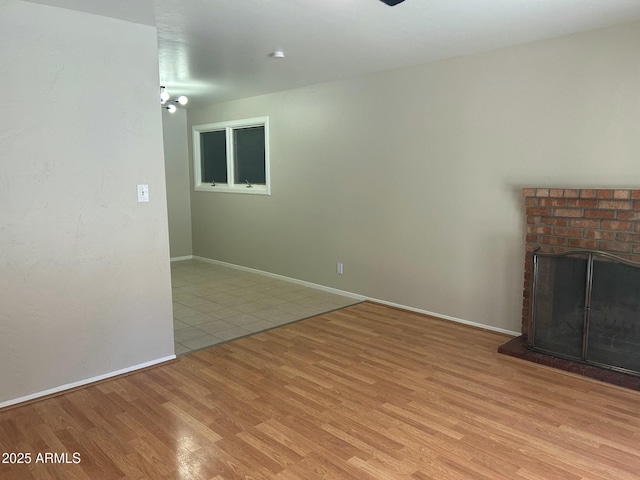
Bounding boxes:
498 335 640 390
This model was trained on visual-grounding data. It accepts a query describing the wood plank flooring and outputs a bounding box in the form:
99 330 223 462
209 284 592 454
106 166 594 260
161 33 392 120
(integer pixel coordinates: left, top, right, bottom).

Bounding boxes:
1 302 640 479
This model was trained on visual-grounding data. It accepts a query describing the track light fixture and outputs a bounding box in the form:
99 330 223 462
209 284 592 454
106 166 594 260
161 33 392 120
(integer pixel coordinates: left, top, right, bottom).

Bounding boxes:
160 86 188 113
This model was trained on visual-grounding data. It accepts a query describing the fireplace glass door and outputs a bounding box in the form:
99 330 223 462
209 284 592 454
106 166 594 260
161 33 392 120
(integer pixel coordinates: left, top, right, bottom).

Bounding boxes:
531 254 588 360
531 251 640 376
588 259 640 372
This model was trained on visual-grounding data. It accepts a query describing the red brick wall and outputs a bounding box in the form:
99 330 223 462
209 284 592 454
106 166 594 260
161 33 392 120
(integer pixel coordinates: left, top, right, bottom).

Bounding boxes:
522 188 640 334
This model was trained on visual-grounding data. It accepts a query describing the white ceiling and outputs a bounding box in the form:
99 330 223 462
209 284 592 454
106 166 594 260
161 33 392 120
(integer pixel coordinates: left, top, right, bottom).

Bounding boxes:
24 0 640 107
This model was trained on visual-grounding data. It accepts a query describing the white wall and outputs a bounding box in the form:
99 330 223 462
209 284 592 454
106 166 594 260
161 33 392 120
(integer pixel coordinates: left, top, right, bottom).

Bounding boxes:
162 109 193 258
188 21 640 334
0 1 174 406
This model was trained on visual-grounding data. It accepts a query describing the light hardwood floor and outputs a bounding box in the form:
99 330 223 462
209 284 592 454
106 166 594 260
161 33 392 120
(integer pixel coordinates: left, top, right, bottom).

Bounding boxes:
1 302 640 479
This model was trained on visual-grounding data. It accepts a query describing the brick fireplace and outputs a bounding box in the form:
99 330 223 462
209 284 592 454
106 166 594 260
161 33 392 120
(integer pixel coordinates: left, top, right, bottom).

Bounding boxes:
499 187 640 390
521 187 640 335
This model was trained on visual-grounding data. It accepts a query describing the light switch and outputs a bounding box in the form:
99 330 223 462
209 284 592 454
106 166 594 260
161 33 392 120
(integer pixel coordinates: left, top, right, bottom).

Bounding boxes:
137 184 149 203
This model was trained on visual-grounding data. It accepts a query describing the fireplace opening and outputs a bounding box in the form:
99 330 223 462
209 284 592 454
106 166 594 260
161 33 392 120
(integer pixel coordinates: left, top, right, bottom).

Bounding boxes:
530 250 640 376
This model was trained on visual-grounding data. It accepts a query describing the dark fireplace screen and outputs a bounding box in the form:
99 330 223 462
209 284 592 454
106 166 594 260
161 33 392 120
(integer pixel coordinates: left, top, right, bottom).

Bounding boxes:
530 250 640 376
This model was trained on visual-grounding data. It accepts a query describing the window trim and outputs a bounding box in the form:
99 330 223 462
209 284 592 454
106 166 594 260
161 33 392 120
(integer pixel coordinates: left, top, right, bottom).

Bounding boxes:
192 116 270 195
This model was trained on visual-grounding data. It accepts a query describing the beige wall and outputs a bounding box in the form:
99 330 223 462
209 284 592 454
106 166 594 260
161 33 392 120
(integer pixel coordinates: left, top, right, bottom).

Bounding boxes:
162 109 193 258
0 1 174 406
187 21 640 333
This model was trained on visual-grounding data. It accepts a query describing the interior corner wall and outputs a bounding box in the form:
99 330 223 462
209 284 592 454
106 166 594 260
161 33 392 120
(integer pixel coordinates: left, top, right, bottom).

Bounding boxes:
187 21 640 334
0 1 174 406
162 108 193 258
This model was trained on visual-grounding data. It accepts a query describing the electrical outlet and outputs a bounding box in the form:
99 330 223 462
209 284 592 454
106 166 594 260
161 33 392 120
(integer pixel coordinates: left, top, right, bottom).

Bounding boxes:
337 263 344 275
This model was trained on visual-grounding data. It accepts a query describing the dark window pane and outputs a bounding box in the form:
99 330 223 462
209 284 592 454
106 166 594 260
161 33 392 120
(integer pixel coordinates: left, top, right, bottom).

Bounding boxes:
233 126 265 185
200 131 227 184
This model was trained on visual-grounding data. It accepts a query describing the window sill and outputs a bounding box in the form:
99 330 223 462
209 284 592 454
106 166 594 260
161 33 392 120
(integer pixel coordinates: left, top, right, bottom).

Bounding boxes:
194 184 270 196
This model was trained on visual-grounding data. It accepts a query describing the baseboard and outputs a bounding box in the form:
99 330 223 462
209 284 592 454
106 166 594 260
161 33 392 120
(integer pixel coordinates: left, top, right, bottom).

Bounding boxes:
191 256 520 337
367 297 520 336
171 255 194 262
0 355 176 410
192 256 366 301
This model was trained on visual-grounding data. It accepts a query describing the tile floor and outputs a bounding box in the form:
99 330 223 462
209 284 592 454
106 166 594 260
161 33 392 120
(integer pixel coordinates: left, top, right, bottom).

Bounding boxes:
171 259 361 355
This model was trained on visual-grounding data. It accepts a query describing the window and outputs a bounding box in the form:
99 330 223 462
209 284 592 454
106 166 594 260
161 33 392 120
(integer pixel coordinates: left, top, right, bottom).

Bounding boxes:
193 117 270 195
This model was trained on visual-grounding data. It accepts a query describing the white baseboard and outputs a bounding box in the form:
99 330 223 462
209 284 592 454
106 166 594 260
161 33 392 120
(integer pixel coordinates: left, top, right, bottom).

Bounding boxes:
191 256 520 337
366 297 520 336
171 255 194 262
192 256 366 301
0 355 176 410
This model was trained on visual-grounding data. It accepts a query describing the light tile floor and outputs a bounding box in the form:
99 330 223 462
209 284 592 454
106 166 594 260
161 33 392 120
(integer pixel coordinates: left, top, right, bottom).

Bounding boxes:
172 259 361 355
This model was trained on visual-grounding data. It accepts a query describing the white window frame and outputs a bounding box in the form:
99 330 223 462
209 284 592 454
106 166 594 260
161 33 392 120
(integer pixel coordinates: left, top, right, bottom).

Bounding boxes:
192 116 270 195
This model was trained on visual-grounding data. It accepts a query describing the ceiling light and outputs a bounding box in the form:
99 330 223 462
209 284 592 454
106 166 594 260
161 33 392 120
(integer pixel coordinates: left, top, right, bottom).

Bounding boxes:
159 86 188 113
271 51 285 59
160 86 170 103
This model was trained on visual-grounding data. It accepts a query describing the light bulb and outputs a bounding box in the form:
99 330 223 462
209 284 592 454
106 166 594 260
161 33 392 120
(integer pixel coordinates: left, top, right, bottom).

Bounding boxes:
160 87 170 103
166 104 177 113
177 95 188 105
